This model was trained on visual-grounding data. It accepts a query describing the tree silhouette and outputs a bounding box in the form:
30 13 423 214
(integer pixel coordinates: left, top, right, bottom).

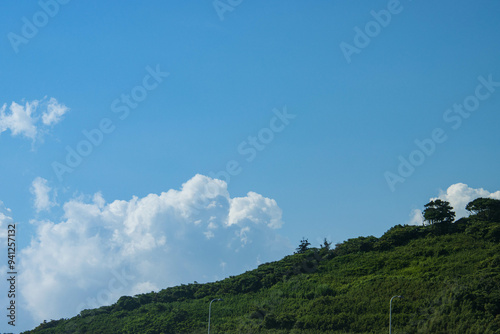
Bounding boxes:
466 198 500 221
320 238 332 251
423 199 456 225
295 238 311 254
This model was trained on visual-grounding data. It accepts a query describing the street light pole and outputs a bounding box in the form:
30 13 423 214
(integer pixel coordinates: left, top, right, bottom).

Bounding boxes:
389 295 402 334
208 298 223 334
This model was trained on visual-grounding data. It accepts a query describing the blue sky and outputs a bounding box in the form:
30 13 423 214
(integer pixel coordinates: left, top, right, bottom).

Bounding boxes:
1 0 500 331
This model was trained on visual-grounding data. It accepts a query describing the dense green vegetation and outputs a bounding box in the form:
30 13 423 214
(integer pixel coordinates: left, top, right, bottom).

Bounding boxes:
24 199 500 333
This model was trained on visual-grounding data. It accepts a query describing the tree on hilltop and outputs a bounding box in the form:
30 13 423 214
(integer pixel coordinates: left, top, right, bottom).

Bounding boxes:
320 238 332 251
423 199 456 225
295 238 311 254
466 198 500 222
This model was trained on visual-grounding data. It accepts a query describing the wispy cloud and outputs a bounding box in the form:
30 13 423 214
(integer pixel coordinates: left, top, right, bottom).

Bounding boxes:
0 201 13 240
30 177 57 212
0 97 69 142
407 208 424 226
41 97 69 126
0 101 38 139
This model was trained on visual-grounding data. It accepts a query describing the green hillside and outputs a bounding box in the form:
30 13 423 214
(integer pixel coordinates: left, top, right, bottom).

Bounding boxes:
24 209 500 333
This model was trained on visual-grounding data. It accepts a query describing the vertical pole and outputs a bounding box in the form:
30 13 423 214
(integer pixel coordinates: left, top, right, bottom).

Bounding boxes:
390 295 401 334
389 297 393 334
209 298 222 333
208 299 214 334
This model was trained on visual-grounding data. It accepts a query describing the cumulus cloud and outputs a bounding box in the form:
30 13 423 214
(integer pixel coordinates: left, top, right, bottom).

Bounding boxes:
433 183 500 219
20 174 291 324
0 97 69 141
408 183 500 225
30 177 56 212
228 192 283 229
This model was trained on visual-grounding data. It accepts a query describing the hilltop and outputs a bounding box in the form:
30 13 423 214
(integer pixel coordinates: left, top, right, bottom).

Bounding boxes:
24 212 500 333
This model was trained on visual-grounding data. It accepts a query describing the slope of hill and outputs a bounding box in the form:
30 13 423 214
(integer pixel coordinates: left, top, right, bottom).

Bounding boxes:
23 215 500 333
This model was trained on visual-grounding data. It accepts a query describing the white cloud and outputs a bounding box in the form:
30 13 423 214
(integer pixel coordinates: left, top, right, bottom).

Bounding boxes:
30 177 56 212
228 191 283 229
42 97 69 126
411 183 500 224
407 208 424 226
0 97 69 141
0 101 38 139
433 183 500 219
0 201 13 239
19 174 291 324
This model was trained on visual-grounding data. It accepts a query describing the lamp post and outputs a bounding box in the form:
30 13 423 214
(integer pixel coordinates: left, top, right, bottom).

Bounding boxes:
389 295 402 334
208 298 223 334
